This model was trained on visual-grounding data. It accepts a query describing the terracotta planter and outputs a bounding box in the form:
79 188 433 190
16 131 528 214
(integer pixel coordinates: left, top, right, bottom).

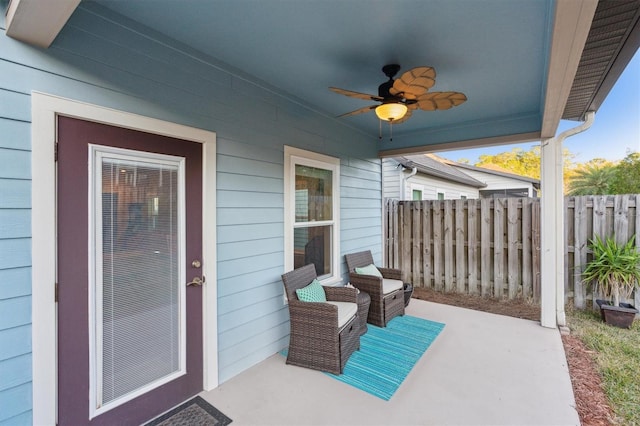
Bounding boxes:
596 299 638 329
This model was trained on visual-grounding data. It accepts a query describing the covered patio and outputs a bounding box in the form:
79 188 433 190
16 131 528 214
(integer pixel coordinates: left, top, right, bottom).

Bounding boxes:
200 299 578 426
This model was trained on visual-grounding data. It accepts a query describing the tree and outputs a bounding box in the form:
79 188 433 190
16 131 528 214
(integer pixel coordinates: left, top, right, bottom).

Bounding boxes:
567 162 616 195
609 152 640 194
474 146 575 189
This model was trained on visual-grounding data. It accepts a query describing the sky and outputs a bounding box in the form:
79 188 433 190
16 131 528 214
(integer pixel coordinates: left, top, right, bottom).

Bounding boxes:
439 50 640 165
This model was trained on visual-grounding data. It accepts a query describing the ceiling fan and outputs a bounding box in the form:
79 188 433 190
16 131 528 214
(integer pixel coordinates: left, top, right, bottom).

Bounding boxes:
330 64 467 125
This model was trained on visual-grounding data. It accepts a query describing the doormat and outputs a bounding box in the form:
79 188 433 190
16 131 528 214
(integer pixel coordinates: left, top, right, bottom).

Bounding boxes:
145 396 232 426
282 315 445 401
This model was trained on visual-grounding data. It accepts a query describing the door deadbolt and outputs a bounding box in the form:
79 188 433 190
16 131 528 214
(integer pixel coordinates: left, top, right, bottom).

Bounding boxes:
192 259 201 268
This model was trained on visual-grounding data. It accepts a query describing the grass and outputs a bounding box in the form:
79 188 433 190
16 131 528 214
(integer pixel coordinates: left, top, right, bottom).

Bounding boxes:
566 308 640 425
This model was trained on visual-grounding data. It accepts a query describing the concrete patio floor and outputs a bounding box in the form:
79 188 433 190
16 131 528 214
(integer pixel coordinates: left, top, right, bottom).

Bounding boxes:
200 299 579 425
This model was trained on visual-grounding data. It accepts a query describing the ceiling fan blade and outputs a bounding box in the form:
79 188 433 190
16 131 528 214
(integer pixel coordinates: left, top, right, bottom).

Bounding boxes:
390 66 436 100
337 105 377 118
415 92 467 111
329 87 383 101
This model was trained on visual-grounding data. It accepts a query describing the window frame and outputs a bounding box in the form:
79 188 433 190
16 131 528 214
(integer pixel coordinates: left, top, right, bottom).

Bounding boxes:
284 146 341 285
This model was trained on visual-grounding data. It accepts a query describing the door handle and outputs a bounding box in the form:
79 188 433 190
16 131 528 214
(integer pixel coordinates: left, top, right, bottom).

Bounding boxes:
187 276 205 287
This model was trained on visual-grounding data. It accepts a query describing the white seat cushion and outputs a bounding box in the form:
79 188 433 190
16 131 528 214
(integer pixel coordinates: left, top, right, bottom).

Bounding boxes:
382 278 404 295
326 301 358 328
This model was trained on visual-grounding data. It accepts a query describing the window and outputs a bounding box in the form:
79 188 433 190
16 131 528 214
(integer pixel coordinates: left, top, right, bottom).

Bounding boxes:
285 146 340 284
410 184 424 201
460 195 467 200
437 191 445 200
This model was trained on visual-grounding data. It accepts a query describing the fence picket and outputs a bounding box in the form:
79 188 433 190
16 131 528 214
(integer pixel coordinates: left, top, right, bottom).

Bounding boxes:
422 200 432 288
384 195 637 305
480 199 492 297
573 196 587 308
412 202 422 285
522 198 532 299
494 199 505 298
455 199 466 293
507 198 520 298
444 202 454 292
432 201 443 291
468 199 479 294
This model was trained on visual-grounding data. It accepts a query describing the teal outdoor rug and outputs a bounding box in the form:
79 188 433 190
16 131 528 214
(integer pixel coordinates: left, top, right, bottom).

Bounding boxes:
283 315 445 401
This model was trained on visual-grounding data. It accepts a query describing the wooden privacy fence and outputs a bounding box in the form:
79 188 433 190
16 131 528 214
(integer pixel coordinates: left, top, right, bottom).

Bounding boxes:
566 194 640 309
384 198 541 301
384 195 640 306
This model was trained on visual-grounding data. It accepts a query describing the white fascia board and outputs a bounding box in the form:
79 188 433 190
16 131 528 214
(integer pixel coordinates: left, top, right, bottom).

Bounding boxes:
540 0 598 138
6 0 81 48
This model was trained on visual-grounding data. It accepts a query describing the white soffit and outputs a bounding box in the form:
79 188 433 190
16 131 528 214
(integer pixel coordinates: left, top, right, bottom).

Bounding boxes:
5 0 81 48
540 0 598 138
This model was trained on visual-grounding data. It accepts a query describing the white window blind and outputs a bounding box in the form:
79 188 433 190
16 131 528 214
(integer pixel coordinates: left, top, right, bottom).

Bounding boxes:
91 147 186 414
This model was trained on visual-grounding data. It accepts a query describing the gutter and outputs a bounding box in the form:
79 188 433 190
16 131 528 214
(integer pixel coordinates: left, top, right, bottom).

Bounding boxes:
402 167 418 199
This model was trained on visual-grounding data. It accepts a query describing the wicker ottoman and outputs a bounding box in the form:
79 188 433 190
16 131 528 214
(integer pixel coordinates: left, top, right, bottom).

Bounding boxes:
356 290 371 335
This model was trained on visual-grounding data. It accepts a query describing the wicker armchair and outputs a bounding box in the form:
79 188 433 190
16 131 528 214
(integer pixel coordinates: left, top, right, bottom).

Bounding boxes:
345 251 405 327
281 264 360 375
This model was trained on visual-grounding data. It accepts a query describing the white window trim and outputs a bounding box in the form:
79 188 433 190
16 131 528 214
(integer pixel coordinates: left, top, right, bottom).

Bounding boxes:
31 92 217 425
284 146 341 286
436 188 446 200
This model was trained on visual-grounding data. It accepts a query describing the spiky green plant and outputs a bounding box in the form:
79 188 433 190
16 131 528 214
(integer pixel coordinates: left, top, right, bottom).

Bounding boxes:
582 235 640 306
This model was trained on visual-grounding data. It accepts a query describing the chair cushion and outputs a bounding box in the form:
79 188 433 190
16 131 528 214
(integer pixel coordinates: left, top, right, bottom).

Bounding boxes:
382 278 404 295
355 264 382 278
296 279 326 302
325 301 358 328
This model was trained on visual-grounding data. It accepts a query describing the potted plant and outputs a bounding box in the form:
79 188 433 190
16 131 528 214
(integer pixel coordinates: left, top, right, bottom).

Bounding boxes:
582 235 640 328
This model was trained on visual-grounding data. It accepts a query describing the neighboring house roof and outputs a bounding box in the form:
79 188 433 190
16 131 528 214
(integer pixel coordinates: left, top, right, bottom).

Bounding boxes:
441 159 541 190
393 154 486 188
394 154 541 190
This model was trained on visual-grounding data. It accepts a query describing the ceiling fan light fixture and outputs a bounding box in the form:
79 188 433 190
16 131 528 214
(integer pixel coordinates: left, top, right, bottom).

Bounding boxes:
375 102 407 121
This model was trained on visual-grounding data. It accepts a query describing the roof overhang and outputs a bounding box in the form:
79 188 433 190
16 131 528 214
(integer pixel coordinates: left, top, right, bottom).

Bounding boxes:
5 0 80 48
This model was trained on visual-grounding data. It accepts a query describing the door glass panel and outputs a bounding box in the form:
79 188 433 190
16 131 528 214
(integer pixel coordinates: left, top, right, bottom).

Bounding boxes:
295 165 332 222
95 149 184 411
293 225 332 277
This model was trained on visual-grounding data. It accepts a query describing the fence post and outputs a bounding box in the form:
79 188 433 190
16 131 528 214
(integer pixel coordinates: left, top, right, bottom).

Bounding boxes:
467 199 479 295
422 200 432 289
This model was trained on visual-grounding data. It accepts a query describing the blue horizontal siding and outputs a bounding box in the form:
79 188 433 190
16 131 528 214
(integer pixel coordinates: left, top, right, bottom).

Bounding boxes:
0 149 30 180
217 237 284 262
218 281 283 316
0 354 32 392
217 154 282 178
218 252 283 281
217 190 284 209
0 119 30 150
0 268 31 299
217 223 283 244
218 295 286 333
217 207 282 226
0 410 32 426
0 180 30 209
0 325 31 361
217 173 283 193
0 382 31 423
0 239 30 270
0 296 31 330
0 209 30 239
0 89 30 122
218 309 288 351
217 266 284 297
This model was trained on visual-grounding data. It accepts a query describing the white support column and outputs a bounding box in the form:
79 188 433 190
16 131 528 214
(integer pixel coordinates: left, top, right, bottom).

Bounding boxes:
540 112 595 329
540 137 562 328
